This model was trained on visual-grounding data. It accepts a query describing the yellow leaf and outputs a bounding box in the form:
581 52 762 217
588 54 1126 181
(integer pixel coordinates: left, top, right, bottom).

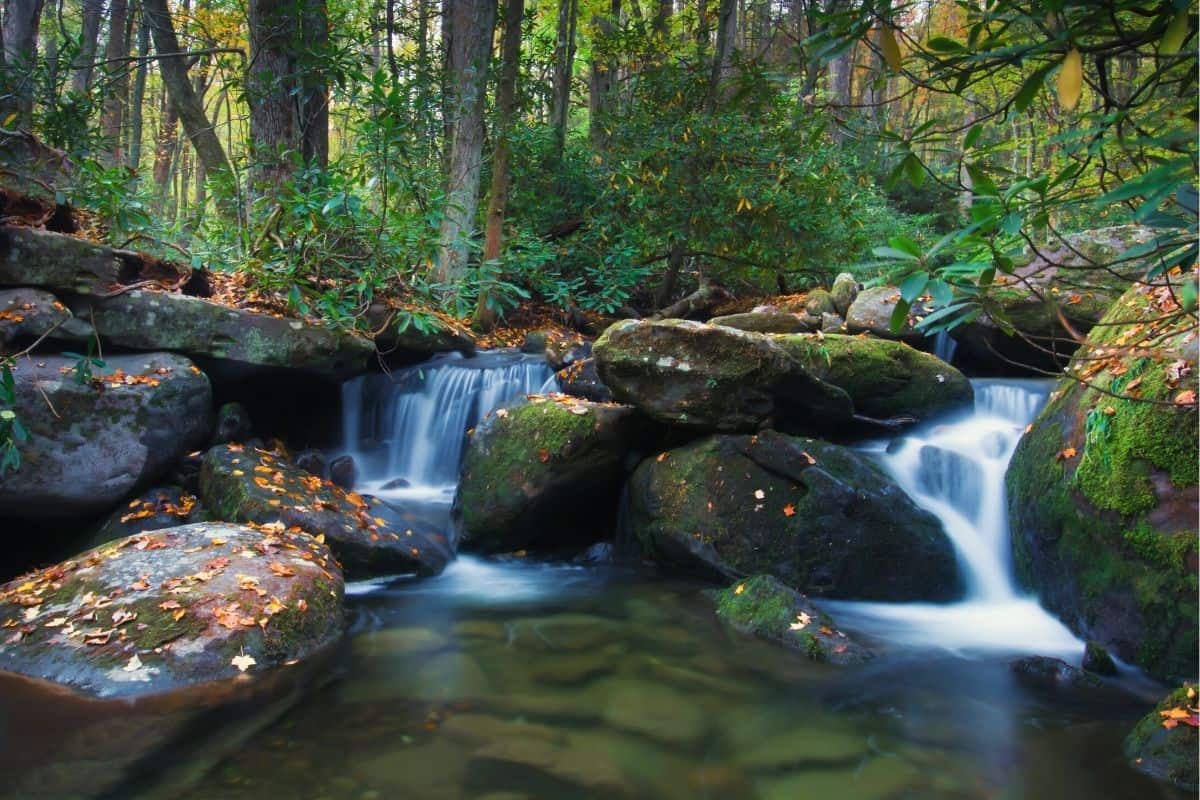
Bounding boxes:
1058 48 1082 111
231 651 256 672
880 26 902 72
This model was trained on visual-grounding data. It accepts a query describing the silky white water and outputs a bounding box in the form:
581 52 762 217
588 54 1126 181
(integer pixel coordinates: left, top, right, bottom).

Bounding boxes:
827 379 1083 658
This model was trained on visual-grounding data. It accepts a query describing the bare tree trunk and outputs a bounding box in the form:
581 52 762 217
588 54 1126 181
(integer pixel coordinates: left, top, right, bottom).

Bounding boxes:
708 0 736 106
300 0 328 169
247 0 299 189
1 0 47 128
101 0 131 166
587 0 618 148
550 0 577 159
436 0 497 283
69 0 104 94
127 4 150 170
152 88 178 210
143 0 234 206
475 0 523 330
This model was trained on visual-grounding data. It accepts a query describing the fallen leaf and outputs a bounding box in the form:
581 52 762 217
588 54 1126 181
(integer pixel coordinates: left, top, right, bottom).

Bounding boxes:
123 654 142 672
231 652 256 673
789 612 812 631
1056 447 1077 461
734 584 745 595
538 448 550 463
1175 390 1196 405
782 503 796 517
754 489 765 500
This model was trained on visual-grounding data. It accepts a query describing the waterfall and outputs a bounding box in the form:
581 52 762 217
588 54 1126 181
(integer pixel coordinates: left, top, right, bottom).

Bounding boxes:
340 352 556 508
931 330 958 365
826 379 1082 657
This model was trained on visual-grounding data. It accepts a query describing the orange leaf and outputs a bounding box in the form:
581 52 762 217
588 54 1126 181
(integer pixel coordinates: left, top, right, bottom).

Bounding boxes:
782 503 796 517
1055 447 1077 461
1174 389 1196 406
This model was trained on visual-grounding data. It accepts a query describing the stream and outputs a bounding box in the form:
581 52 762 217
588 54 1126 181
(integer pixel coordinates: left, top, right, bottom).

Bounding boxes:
0 355 1183 799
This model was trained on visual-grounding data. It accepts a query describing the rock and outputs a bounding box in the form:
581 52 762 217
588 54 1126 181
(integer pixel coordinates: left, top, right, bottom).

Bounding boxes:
0 522 343 698
0 226 129 295
593 319 852 432
365 302 476 357
378 476 410 490
91 486 203 545
67 289 375 381
0 130 75 210
773 334 973 421
0 353 213 520
844 286 932 342
293 449 327 478
830 272 859 316
708 311 812 334
1006 282 1197 680
212 401 252 445
710 575 872 664
1008 656 1104 693
521 329 584 369
952 226 1154 372
819 312 845 333
555 357 613 403
199 444 453 578
804 288 838 318
0 288 92 345
574 541 614 565
328 455 357 489
1082 640 1117 676
1124 685 1199 791
627 431 962 601
595 677 711 747
455 397 638 554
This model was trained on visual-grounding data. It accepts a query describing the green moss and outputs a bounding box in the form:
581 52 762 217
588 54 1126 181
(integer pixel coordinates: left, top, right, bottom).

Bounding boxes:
714 575 796 632
122 597 208 650
1125 685 1199 790
260 578 342 662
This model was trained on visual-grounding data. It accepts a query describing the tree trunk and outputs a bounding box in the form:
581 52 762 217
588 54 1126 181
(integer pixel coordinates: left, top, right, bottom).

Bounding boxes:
152 88 178 211
143 0 234 206
101 0 131 166
300 0 328 169
653 0 671 34
247 0 299 189
475 0 523 330
587 0 618 148
435 0 497 284
708 0 736 108
1 0 47 128
127 6 150 170
550 0 577 159
69 0 104 94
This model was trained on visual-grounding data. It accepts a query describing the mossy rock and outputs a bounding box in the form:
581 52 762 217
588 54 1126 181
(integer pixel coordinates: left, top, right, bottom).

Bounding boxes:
710 575 872 664
830 272 859 317
709 311 813 334
0 288 92 345
68 289 375 381
844 286 932 343
773 333 973 421
455 396 639 554
199 444 453 578
1124 685 1199 791
1006 281 1198 680
627 430 962 601
0 523 343 698
593 318 852 432
0 226 126 295
0 353 213 521
804 288 838 318
88 486 205 548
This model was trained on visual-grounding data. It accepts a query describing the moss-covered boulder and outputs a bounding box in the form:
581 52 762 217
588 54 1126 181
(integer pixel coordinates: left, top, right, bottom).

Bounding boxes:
199 444 453 578
844 286 932 343
0 522 343 698
593 318 852 432
627 431 962 600
1006 281 1198 680
555 357 613 403
68 290 375 382
709 311 813 334
773 333 973 420
455 396 639 554
0 226 127 295
1124 685 1199 791
830 272 859 316
710 575 872 664
0 288 92 345
0 353 212 521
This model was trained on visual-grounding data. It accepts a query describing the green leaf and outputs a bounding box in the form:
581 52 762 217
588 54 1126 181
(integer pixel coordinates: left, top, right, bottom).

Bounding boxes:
888 298 911 333
963 124 984 150
872 246 921 262
1013 62 1056 114
899 271 930 303
887 235 923 258
927 278 955 307
927 36 966 53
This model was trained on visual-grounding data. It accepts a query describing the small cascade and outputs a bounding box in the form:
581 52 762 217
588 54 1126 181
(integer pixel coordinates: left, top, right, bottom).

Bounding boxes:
828 379 1082 656
340 352 556 508
931 330 958 365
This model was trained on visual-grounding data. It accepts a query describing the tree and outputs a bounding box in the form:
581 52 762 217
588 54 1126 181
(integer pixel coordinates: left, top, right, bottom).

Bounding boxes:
101 0 131 165
1 0 47 128
70 0 105 94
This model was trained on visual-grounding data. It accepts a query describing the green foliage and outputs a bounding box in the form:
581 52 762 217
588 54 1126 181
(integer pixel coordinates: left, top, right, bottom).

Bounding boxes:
0 359 26 475
62 337 107 385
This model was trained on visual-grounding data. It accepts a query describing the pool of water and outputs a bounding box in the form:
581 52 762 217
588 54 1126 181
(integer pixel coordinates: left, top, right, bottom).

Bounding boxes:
4 556 1178 800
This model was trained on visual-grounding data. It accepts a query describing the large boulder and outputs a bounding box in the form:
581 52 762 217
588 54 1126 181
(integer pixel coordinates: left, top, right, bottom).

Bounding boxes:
1007 281 1198 680
199 444 453 578
455 396 639 554
709 311 812 334
952 226 1154 371
0 288 92 345
773 333 973 420
0 353 212 520
0 522 343 698
89 486 204 547
627 431 962 601
555 357 612 403
0 226 129 295
830 272 859 316
68 290 375 382
710 575 872 665
844 286 931 343
1124 685 1199 791
592 319 852 432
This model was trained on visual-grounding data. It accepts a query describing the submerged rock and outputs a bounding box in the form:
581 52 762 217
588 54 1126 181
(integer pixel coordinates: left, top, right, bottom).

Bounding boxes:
773 333 973 421
1006 281 1198 680
1082 640 1117 676
0 522 343 698
0 353 212 520
1008 656 1104 693
199 444 453 578
1124 685 1199 791
68 289 375 381
627 431 962 601
593 318 851 432
711 575 872 665
455 396 639 554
